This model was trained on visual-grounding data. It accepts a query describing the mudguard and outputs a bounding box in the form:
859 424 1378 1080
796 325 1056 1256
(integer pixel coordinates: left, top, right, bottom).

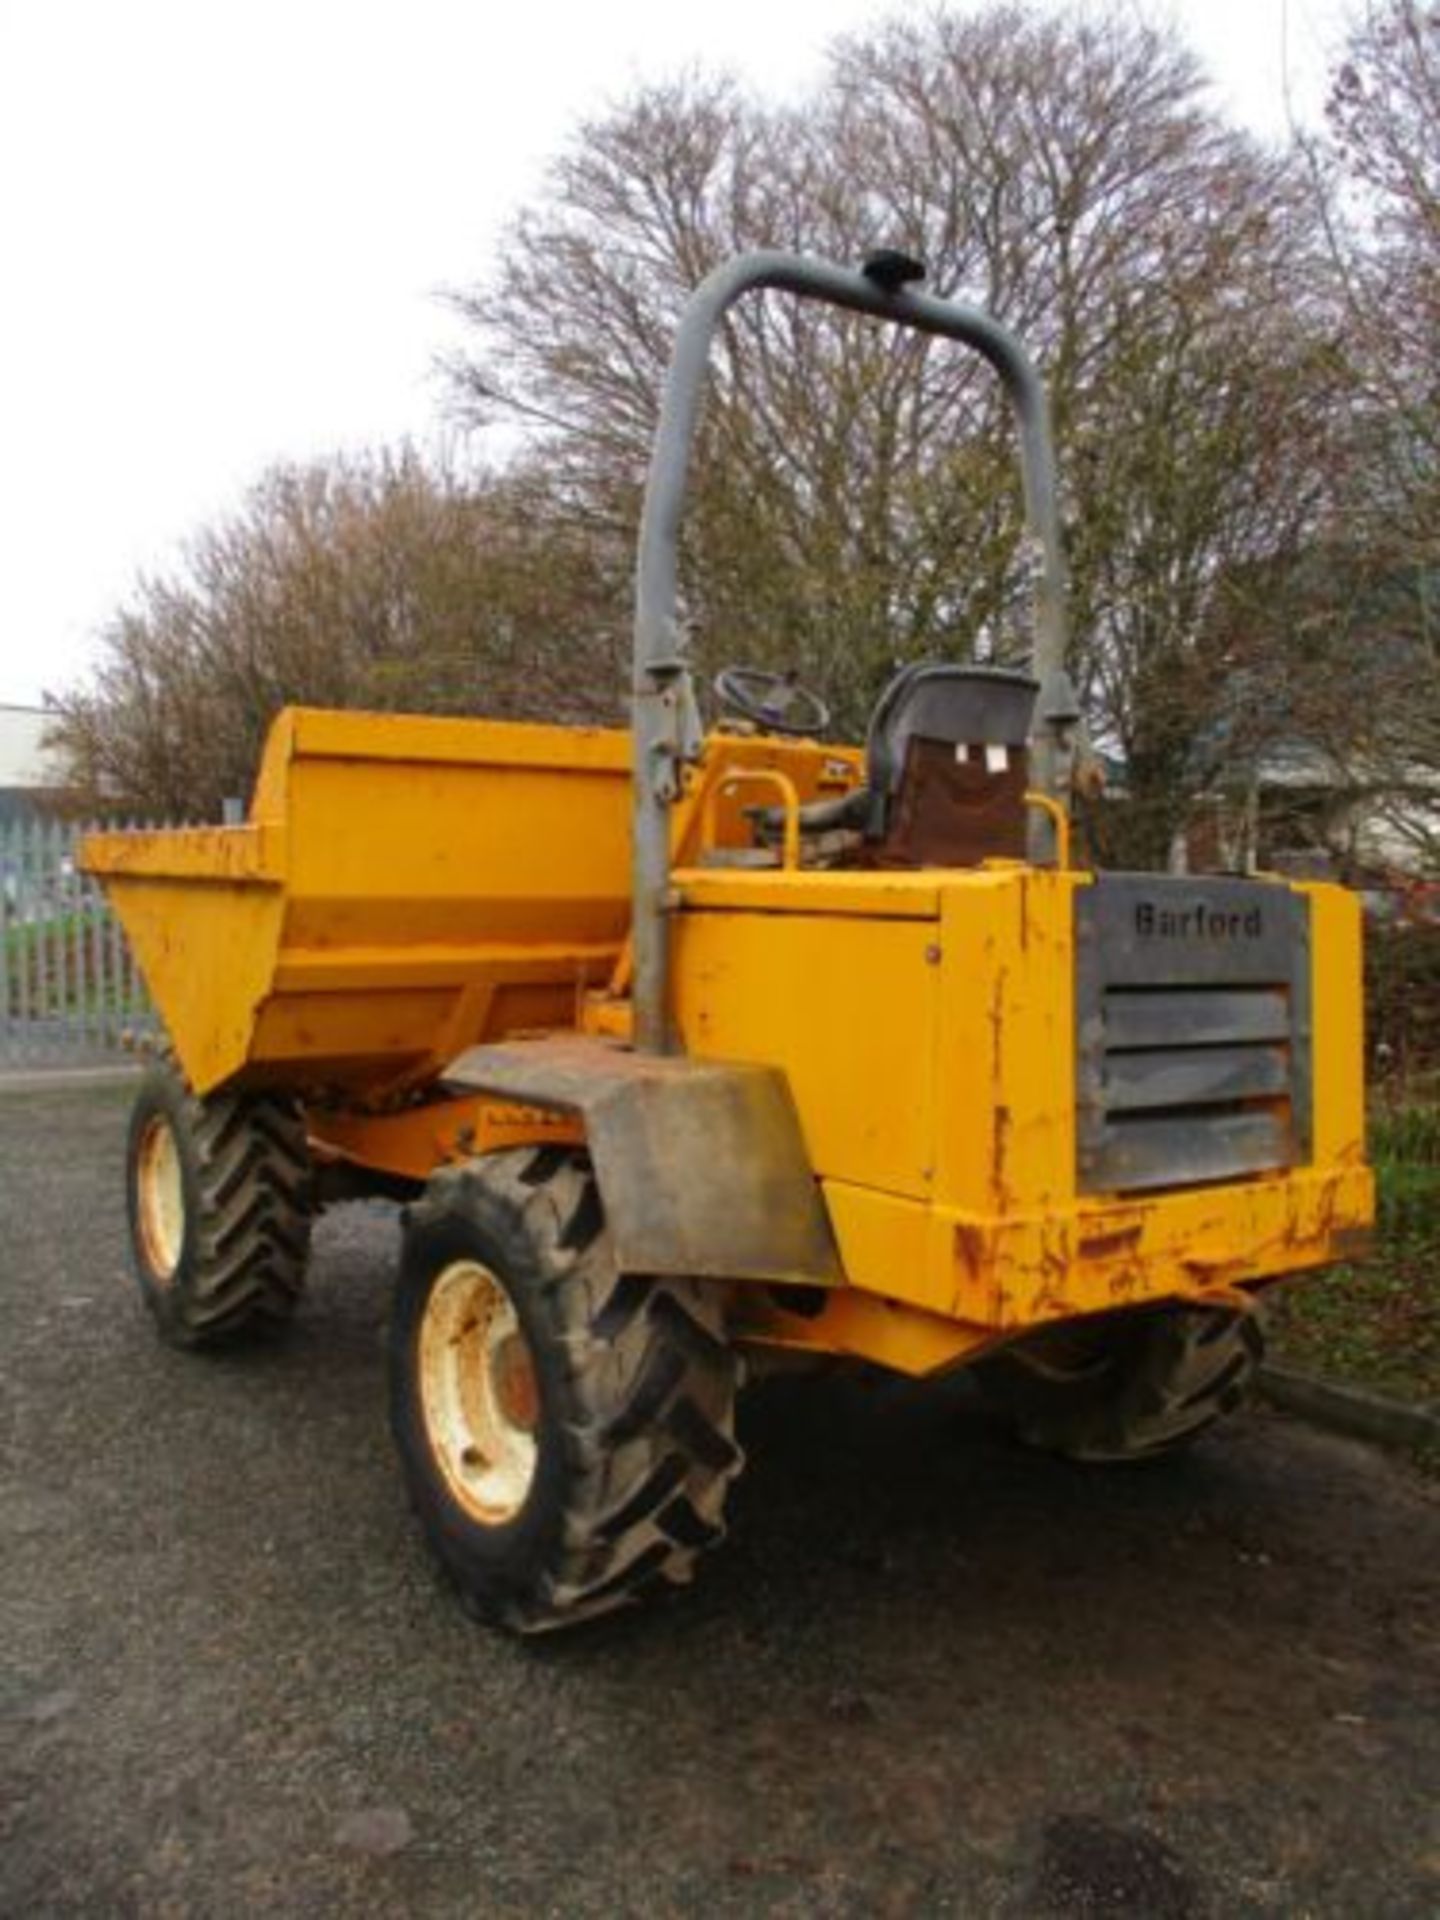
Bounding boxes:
443 1035 842 1287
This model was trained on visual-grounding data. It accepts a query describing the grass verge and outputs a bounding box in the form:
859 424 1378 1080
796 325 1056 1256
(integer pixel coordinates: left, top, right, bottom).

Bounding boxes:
1269 1094 1439 1407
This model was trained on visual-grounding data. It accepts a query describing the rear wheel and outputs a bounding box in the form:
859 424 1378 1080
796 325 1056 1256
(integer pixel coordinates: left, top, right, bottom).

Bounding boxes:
973 1304 1265 1462
392 1147 742 1632
125 1050 313 1347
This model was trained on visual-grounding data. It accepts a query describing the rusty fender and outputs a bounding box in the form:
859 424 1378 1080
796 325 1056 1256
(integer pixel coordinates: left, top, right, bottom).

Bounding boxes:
444 1034 843 1288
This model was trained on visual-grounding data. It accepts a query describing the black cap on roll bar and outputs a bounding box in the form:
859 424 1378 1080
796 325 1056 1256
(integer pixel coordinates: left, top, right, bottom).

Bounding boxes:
861 250 927 293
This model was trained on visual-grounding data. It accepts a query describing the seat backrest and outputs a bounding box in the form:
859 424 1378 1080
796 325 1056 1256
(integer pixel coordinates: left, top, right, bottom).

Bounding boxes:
866 665 1037 814
863 663 1039 865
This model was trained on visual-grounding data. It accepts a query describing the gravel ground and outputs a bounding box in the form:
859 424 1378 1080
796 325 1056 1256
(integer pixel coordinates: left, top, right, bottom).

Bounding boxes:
3 1079 1439 1918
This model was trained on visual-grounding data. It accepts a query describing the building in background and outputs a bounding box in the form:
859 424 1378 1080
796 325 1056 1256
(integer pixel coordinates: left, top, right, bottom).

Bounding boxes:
0 705 63 825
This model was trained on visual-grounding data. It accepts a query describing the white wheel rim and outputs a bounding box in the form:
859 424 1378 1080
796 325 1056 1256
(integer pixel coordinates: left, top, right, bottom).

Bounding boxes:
418 1259 540 1526
135 1114 185 1282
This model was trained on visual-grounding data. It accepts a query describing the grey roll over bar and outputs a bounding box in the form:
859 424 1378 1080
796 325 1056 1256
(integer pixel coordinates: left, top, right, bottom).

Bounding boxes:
630 248 1081 1053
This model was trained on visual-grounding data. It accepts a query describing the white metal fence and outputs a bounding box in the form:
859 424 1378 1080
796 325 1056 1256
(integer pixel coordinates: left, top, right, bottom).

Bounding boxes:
0 816 157 1066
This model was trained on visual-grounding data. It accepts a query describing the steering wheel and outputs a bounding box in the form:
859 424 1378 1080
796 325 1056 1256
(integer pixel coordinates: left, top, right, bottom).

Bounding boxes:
713 667 831 738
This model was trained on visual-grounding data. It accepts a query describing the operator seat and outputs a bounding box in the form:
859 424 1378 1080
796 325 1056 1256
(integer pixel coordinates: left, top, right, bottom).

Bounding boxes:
780 662 1039 868
860 662 1038 865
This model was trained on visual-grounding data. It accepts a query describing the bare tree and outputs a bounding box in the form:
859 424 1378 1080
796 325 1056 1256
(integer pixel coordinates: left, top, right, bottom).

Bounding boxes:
446 6 1341 861
1269 2 1440 874
59 3 1432 867
1326 0 1438 518
48 449 626 818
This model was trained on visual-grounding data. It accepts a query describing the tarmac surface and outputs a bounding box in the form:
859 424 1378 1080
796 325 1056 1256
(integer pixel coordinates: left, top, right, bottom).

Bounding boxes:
3 1078 1438 1917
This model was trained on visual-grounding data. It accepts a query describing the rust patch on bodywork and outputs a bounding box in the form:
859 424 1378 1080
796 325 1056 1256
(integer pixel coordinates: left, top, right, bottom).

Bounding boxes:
954 1222 989 1280
1077 1223 1143 1262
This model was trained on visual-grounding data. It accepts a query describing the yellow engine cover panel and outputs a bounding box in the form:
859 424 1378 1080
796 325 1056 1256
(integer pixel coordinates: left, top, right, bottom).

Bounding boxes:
672 862 1373 1351
672 892 943 1201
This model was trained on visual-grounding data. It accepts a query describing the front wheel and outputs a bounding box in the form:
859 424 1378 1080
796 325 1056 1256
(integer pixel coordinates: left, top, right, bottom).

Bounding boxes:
391 1148 743 1633
973 1304 1265 1462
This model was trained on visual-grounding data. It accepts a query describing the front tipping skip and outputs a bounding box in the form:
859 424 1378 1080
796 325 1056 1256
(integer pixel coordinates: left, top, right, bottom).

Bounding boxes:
85 253 1372 1632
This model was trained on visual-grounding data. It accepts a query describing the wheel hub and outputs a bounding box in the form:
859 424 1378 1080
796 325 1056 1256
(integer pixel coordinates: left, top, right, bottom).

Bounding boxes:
418 1259 540 1526
135 1113 185 1282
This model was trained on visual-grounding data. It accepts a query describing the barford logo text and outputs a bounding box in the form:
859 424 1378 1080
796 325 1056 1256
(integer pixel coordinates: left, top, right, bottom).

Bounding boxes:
1134 901 1264 940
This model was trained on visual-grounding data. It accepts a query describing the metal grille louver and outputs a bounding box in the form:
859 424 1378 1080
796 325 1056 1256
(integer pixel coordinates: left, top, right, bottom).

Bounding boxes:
1075 877 1312 1195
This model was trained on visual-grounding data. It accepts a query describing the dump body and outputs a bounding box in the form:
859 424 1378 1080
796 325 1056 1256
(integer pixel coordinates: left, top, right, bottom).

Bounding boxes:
83 707 855 1099
84 705 1372 1377
84 709 632 1096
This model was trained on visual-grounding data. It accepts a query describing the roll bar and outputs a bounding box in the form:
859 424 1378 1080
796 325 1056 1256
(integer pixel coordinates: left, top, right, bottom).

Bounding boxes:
630 249 1080 1053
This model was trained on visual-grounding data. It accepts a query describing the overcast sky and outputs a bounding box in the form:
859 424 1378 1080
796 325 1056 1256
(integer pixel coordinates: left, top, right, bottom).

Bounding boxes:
0 0 1349 708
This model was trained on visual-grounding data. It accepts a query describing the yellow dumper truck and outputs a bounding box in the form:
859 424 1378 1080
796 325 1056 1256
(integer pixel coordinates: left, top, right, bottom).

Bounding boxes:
85 251 1372 1632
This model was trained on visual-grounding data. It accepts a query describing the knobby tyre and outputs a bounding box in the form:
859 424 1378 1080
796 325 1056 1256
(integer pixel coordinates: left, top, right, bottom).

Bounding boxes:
392 1146 743 1632
125 1047 313 1347
973 1304 1265 1462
